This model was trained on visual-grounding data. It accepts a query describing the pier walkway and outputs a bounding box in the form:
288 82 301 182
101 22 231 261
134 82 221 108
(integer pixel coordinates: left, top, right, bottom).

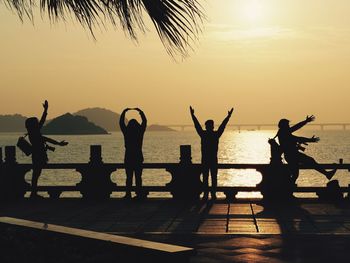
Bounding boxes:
2 199 350 262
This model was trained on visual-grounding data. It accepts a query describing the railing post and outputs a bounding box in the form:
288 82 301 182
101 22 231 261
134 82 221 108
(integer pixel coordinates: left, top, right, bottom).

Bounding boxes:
223 189 237 202
166 145 203 201
180 145 192 163
256 140 295 202
76 145 117 200
0 146 31 202
5 146 16 164
90 145 103 164
0 147 3 164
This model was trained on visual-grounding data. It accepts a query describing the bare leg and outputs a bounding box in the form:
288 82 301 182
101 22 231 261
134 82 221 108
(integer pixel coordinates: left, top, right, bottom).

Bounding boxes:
135 166 143 197
31 166 42 198
289 165 300 183
210 165 218 199
202 167 209 199
285 155 300 183
299 153 337 180
125 167 133 199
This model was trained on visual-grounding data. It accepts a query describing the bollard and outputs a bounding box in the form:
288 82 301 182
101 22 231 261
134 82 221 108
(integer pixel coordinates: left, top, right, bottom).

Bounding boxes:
180 145 192 164
76 145 117 200
166 145 203 201
0 146 30 201
5 146 16 164
257 139 294 203
90 145 102 164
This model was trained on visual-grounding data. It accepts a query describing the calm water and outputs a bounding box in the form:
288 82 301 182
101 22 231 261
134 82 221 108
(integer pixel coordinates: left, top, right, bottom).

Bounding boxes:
1 130 349 198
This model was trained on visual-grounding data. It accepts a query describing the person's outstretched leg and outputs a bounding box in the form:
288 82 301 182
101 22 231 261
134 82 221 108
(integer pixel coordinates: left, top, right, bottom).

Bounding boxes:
124 167 133 199
285 154 300 183
299 153 337 180
30 166 42 198
210 165 218 200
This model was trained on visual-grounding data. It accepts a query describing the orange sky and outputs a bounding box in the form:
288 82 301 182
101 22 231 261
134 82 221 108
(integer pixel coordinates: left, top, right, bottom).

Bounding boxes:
0 0 350 124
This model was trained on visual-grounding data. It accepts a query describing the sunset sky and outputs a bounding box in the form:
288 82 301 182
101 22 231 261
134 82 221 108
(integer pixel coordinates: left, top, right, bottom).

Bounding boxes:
1 0 349 124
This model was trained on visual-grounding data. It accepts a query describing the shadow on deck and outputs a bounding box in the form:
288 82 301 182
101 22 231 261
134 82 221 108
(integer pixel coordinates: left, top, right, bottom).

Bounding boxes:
2 199 350 262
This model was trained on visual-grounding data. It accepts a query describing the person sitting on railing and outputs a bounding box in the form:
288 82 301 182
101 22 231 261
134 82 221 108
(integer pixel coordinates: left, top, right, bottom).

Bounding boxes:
25 100 68 199
119 108 147 200
276 115 336 183
190 106 234 200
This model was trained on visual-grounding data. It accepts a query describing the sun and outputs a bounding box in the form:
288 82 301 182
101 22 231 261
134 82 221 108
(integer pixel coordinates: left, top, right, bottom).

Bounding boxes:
241 0 264 24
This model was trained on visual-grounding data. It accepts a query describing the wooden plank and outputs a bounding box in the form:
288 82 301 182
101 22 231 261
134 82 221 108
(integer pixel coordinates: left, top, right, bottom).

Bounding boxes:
0 217 194 256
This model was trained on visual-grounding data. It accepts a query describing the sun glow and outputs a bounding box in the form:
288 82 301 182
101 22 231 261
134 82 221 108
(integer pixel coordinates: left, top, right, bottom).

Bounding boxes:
241 0 265 24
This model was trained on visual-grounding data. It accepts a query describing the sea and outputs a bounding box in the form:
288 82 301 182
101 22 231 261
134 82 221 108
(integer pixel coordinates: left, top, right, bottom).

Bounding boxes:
0 130 349 198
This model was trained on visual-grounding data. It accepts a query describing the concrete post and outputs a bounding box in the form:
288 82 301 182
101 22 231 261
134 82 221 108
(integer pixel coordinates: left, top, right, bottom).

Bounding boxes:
76 145 117 200
0 146 30 201
180 145 192 164
90 145 102 164
166 145 203 201
5 146 16 164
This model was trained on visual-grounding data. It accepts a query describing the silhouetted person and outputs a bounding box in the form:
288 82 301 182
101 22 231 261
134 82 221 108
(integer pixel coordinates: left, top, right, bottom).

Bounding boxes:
119 108 147 199
190 106 234 200
277 115 336 183
25 100 68 199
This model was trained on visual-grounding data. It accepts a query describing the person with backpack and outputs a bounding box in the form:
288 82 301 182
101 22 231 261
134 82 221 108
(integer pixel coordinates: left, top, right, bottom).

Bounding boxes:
25 100 68 199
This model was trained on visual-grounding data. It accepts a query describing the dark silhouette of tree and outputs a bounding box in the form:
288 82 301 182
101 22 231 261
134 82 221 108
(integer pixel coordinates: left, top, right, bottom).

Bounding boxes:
4 0 204 57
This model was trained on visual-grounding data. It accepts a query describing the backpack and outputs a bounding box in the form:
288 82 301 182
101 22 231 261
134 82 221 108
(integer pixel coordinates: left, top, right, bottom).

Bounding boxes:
17 135 32 156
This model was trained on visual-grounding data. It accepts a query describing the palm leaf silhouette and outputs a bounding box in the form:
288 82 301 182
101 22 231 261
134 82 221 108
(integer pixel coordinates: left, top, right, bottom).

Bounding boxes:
4 0 204 57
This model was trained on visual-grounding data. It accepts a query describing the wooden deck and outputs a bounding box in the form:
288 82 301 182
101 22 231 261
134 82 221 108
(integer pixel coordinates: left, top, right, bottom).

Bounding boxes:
2 198 350 262
2 199 350 235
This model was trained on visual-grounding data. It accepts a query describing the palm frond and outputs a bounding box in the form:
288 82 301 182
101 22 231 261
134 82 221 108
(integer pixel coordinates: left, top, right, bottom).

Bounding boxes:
4 0 204 57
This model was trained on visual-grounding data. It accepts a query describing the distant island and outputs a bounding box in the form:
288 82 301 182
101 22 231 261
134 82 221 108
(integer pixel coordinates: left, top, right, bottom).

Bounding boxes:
0 108 176 133
42 113 108 135
74 107 124 132
147 124 176 132
0 114 27 132
74 107 175 132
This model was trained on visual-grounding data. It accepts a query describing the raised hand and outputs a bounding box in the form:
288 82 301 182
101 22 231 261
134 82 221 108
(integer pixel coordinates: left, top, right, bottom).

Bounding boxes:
310 135 320 143
43 100 48 110
306 115 315 123
59 140 69 146
190 106 195 115
228 107 234 117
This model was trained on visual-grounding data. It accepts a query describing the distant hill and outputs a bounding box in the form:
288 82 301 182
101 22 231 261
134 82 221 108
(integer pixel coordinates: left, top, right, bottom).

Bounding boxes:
147 124 176 132
0 114 27 132
42 113 108 135
74 108 123 132
0 109 175 133
75 107 176 132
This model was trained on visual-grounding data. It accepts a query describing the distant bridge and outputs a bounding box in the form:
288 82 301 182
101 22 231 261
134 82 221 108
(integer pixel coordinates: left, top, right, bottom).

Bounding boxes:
165 123 350 131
